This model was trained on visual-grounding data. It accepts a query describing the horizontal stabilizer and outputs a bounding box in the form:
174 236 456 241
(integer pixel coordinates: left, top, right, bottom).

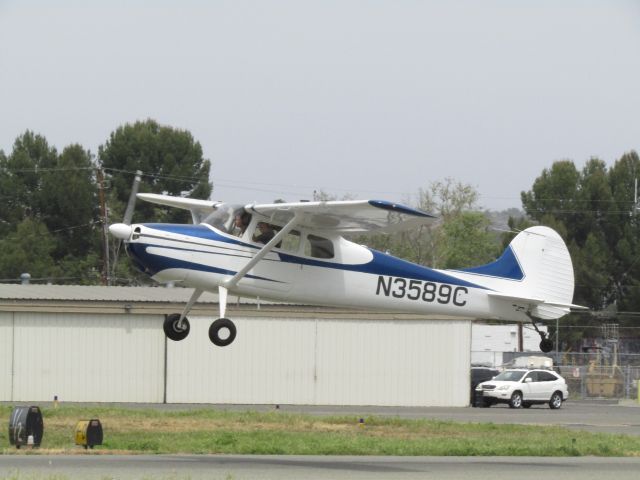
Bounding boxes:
487 291 587 310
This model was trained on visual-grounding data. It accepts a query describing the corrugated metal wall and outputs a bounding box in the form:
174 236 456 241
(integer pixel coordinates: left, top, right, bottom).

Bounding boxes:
6 312 165 403
0 312 13 401
1 312 471 406
167 317 471 406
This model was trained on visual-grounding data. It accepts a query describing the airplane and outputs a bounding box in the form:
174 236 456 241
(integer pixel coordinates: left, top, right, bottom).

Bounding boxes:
108 193 584 352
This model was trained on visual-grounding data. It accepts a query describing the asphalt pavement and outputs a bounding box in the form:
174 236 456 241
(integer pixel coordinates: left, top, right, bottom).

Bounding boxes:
2 455 640 480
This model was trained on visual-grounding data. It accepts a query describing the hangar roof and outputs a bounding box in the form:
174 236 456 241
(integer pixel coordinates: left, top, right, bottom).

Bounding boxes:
0 284 220 303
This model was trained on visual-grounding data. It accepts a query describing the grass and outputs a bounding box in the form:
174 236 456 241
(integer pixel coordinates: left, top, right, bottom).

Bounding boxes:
1 404 639 456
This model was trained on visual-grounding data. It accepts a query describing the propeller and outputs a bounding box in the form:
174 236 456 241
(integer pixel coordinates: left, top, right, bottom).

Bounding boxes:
109 170 142 284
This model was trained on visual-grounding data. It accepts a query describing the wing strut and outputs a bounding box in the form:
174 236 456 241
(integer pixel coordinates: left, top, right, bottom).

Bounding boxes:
222 212 302 290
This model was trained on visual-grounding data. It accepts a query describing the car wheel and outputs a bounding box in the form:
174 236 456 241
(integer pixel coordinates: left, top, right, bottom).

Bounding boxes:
549 391 563 409
509 391 523 409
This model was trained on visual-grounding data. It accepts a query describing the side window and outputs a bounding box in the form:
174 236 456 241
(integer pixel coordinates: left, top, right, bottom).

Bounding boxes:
279 230 301 253
539 372 556 382
524 372 538 382
304 234 334 259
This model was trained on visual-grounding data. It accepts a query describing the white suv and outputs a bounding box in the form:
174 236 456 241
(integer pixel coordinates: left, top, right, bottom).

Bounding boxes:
475 369 569 409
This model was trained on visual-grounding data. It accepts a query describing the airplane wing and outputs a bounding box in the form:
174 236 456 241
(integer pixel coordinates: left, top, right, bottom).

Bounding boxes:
137 194 437 234
137 193 221 224
246 199 437 234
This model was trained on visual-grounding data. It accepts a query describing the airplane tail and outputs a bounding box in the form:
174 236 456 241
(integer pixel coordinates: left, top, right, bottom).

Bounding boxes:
460 226 577 319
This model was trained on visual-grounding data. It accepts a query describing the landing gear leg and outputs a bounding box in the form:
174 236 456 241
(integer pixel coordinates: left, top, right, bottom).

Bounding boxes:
208 286 237 347
163 288 203 341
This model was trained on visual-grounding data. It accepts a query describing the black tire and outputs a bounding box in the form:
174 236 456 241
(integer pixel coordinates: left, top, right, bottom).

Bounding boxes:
509 391 523 409
522 402 532 408
163 314 190 341
209 318 237 347
549 391 563 409
540 338 554 353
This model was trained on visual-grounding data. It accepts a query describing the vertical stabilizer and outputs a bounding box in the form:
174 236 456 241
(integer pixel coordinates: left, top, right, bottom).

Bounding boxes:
456 226 576 320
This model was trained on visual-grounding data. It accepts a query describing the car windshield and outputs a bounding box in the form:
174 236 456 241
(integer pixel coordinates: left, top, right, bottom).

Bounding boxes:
493 370 526 382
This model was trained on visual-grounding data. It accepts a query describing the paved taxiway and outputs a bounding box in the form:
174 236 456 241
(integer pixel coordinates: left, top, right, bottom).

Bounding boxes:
2 455 640 480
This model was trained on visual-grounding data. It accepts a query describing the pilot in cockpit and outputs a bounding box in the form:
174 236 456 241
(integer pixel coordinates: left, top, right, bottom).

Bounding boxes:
254 222 276 244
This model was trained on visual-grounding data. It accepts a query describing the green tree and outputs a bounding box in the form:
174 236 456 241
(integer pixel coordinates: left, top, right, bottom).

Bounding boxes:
99 119 212 224
0 218 59 280
0 131 58 231
39 144 99 260
521 152 640 312
0 132 101 283
440 211 499 269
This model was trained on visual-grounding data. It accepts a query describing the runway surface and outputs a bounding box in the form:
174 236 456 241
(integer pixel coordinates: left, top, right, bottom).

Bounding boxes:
2 455 640 480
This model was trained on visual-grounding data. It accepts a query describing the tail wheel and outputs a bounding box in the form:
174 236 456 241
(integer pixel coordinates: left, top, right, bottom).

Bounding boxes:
209 318 237 347
540 338 553 353
163 314 190 341
549 391 563 409
509 391 523 409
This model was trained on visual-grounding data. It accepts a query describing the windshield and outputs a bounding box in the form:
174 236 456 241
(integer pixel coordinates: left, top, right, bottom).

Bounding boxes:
493 370 526 382
202 204 245 233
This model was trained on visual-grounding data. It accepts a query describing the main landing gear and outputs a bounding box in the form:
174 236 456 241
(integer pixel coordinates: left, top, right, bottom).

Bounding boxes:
163 286 237 347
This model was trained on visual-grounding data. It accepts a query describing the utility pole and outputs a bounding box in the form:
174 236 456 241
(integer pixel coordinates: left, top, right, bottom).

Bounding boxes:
96 168 110 286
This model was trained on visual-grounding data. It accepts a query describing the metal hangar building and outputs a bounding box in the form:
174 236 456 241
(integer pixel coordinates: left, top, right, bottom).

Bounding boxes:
0 284 473 407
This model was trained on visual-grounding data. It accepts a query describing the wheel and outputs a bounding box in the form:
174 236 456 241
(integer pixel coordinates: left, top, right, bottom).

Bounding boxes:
163 314 190 341
539 338 553 353
509 391 523 409
549 391 563 409
209 318 237 347
522 402 532 409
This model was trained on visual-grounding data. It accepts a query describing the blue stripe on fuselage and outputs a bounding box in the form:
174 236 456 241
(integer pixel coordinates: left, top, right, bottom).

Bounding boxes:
137 223 486 289
277 250 486 289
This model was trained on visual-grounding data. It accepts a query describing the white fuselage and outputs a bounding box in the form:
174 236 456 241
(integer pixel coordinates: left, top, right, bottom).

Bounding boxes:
125 222 530 322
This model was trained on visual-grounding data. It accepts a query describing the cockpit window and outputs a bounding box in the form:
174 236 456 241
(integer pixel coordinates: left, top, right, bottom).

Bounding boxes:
202 204 250 235
304 234 334 259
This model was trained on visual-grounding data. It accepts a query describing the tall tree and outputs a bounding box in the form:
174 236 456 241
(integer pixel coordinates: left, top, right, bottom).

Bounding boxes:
99 119 213 224
39 144 99 259
0 131 58 230
0 218 59 281
521 152 640 311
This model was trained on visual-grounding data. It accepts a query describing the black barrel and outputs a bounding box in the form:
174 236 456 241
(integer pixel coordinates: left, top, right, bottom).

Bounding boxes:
8 406 44 448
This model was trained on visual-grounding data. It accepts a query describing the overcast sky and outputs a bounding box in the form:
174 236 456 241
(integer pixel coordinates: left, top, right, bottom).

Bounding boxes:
1 0 639 210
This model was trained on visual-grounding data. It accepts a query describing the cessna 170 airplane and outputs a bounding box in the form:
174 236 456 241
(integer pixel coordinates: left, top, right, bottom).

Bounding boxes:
109 193 582 352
